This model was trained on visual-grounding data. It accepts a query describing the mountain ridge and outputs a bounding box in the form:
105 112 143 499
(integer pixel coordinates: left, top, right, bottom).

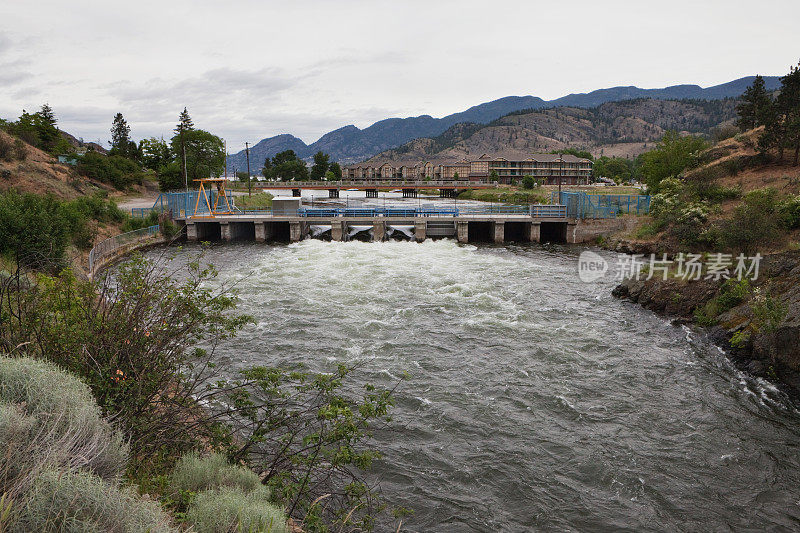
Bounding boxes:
227 76 780 171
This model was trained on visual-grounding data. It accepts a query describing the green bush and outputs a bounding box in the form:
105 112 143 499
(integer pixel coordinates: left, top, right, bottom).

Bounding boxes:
122 210 159 232
778 194 800 229
521 175 536 189
0 356 129 494
692 279 751 326
76 151 143 189
0 190 71 268
715 188 782 253
716 278 751 312
8 469 175 533
169 453 266 498
751 289 787 333
185 487 288 533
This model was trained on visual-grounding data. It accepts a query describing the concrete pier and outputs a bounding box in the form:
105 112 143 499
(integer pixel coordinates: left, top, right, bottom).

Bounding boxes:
289 222 304 242
414 221 426 242
186 222 198 242
528 222 540 243
331 221 344 242
373 220 385 242
221 222 231 242
457 221 469 243
493 222 504 244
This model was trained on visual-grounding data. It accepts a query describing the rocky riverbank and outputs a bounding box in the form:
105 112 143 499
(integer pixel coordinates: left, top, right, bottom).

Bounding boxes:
612 250 800 401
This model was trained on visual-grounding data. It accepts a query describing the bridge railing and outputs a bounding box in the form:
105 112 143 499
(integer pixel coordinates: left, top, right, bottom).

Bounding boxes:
252 180 495 188
88 225 160 274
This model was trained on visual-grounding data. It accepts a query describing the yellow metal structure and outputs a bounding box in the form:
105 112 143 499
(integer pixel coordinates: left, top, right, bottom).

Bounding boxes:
192 178 235 218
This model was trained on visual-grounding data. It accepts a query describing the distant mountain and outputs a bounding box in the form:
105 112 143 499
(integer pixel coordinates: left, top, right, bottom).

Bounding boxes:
367 98 739 163
227 76 780 170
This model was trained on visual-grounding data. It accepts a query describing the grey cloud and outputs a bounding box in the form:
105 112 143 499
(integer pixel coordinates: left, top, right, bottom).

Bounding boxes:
0 59 33 86
108 67 299 110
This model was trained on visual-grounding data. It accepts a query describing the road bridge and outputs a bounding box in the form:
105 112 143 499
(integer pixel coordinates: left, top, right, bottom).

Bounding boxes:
238 179 496 198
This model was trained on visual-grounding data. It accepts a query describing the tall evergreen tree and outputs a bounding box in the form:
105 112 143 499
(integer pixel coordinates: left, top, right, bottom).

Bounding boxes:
760 62 800 164
110 113 131 157
174 107 194 134
736 75 773 131
34 104 60 153
38 104 57 128
173 108 193 190
778 64 800 165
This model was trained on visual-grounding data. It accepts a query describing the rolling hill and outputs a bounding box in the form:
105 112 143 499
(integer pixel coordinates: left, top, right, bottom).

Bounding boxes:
364 98 739 164
227 76 780 170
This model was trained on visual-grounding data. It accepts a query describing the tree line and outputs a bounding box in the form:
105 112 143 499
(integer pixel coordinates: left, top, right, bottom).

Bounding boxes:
737 63 800 164
256 149 342 182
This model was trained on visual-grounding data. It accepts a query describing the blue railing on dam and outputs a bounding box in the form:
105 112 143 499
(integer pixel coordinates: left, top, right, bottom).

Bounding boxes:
296 204 566 218
550 192 650 218
132 191 236 218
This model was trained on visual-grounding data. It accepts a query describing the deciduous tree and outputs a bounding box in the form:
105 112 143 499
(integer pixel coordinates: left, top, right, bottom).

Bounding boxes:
309 151 330 180
169 129 226 180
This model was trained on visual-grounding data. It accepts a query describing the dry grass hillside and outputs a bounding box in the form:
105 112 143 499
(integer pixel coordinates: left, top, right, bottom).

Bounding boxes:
368 98 737 164
0 130 113 199
685 127 800 196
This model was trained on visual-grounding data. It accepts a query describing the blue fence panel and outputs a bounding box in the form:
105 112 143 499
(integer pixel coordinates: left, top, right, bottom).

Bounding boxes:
549 192 650 219
130 191 236 218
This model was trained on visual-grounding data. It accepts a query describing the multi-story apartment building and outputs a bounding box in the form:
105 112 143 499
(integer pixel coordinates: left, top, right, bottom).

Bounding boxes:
342 152 592 185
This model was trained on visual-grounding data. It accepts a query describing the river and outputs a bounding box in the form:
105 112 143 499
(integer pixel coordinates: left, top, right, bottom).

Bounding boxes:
146 239 800 532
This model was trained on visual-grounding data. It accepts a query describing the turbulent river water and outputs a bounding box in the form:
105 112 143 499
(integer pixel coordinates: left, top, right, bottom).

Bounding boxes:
146 240 800 532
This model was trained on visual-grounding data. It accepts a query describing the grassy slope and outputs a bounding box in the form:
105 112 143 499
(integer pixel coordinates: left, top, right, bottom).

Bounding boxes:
610 129 800 251
0 130 114 199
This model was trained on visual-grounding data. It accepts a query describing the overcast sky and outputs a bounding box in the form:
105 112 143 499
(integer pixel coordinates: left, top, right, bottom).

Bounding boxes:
1 0 798 151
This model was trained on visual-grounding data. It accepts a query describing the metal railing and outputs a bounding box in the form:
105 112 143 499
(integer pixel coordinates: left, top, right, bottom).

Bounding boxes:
254 180 496 188
88 225 160 273
296 204 566 218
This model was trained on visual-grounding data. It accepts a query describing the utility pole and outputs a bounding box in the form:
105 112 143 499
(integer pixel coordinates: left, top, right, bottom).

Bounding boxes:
180 127 188 192
245 142 251 197
180 127 188 215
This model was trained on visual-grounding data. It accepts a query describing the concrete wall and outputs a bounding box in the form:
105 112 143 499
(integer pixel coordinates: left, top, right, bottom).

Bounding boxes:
568 217 637 244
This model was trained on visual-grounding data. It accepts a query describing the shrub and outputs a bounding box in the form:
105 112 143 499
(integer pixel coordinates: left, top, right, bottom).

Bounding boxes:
0 190 71 268
751 289 787 333
121 209 159 232
716 278 751 312
8 469 175 533
668 202 711 246
521 175 536 189
76 151 143 189
13 139 26 160
693 279 751 326
0 356 128 496
693 182 741 203
185 487 288 533
0 135 12 162
777 194 800 229
715 188 782 254
711 125 739 143
169 453 266 498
